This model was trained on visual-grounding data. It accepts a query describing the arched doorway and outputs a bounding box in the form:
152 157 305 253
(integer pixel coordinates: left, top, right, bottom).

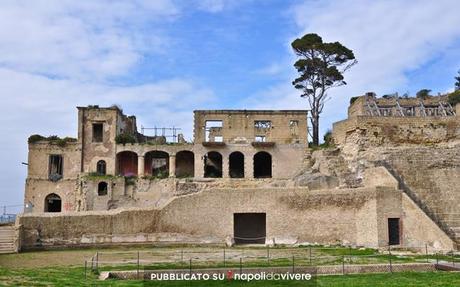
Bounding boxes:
229 152 244 178
253 151 272 178
204 151 222 178
116 151 138 176
145 151 169 178
44 193 61 212
176 151 195 178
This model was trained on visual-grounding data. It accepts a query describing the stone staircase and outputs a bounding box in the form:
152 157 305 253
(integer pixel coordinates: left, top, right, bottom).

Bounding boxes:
0 224 16 254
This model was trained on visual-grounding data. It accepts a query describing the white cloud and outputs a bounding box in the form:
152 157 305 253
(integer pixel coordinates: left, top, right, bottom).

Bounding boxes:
0 0 178 81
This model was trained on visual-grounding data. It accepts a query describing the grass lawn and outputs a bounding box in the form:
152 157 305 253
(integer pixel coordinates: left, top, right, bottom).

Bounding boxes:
0 266 460 286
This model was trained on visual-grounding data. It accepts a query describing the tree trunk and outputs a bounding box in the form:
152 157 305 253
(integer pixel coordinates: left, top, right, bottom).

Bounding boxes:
310 115 319 146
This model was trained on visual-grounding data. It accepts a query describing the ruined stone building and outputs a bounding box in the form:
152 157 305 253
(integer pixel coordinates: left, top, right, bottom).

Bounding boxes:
15 93 460 252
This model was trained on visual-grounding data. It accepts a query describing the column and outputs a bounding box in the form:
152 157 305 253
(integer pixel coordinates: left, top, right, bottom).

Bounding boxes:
137 155 144 176
222 154 229 178
245 153 254 179
169 154 176 177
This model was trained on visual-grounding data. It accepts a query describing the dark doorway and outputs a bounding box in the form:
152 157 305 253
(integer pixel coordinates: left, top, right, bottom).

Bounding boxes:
98 182 108 196
234 213 266 244
388 218 400 245
45 193 61 212
175 151 195 178
253 151 272 178
229 152 244 178
204 151 222 178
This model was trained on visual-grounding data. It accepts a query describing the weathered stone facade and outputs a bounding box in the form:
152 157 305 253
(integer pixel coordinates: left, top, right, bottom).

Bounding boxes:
17 95 460 251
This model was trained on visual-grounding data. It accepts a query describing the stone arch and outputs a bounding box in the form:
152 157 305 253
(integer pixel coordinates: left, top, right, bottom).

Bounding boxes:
253 151 272 178
229 151 244 178
116 151 138 176
96 160 106 175
176 150 195 178
98 181 108 196
145 150 169 177
44 193 61 212
204 151 222 178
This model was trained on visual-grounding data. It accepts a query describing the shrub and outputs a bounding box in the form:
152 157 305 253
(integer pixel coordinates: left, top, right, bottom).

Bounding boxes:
115 133 137 144
448 90 460 106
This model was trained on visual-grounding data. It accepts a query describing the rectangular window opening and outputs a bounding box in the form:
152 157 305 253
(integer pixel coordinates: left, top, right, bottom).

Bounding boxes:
254 120 272 129
255 136 266 142
92 123 103 142
49 155 63 181
205 120 223 142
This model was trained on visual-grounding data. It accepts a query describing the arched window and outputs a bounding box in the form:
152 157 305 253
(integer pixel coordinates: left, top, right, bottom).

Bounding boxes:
98 182 108 196
204 151 222 178
175 151 195 178
44 193 61 212
253 151 272 178
96 160 106 175
229 152 244 178
144 151 169 178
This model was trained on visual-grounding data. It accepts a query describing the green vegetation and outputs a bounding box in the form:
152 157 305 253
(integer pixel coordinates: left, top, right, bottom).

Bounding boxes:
116 133 137 144
83 173 119 180
28 134 77 146
0 266 459 287
448 90 460 106
416 89 432 99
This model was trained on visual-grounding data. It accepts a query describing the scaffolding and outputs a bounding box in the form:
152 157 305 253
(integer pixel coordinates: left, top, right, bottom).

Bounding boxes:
140 126 182 143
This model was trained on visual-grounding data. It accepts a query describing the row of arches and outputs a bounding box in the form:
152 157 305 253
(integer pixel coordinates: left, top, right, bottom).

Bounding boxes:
115 150 272 178
204 151 272 178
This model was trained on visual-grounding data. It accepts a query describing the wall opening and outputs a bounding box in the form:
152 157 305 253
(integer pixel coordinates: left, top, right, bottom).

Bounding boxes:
44 193 61 213
48 154 63 181
145 151 169 178
92 123 103 142
229 152 244 178
116 151 138 176
204 151 222 178
96 160 106 175
388 218 400 245
205 120 223 142
175 151 194 178
253 151 272 178
98 182 108 196
234 213 266 244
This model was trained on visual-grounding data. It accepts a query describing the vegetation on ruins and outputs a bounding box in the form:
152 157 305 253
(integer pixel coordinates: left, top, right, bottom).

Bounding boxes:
291 33 357 146
448 90 460 106
115 133 137 144
415 89 432 99
27 134 77 147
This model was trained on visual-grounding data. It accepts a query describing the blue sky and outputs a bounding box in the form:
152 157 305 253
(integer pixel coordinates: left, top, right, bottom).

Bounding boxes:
1 0 460 207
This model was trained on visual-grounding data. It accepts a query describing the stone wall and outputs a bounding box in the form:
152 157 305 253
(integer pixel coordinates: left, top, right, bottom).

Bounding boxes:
17 185 456 250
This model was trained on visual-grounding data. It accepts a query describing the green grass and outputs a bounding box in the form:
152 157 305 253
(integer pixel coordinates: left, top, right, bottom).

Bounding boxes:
1 266 460 287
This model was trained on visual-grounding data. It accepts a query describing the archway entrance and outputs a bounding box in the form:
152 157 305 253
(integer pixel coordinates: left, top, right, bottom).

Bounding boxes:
116 151 138 176
176 151 195 177
204 151 222 178
45 193 61 212
229 152 244 178
253 151 272 178
145 151 169 178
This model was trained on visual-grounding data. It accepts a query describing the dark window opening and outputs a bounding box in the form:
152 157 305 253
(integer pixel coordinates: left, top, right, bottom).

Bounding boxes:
234 213 266 244
145 151 169 178
204 151 222 178
45 193 61 212
175 151 194 178
48 155 63 181
229 152 244 178
388 218 400 245
116 151 138 176
98 182 108 196
92 123 103 142
253 151 272 178
96 160 106 175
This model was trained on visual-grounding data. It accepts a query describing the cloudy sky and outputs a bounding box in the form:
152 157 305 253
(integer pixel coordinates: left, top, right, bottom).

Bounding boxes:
1 0 460 207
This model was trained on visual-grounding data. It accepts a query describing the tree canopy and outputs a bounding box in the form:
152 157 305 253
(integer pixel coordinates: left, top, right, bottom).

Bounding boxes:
291 33 357 145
